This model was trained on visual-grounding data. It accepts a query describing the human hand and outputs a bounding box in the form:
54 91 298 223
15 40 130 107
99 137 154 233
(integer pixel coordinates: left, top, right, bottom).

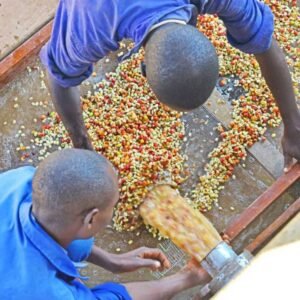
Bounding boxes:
72 133 94 150
180 259 211 287
282 126 300 172
110 247 171 273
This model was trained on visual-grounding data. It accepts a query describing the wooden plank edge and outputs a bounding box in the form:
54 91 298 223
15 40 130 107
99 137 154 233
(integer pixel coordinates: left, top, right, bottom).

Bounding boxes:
0 20 53 88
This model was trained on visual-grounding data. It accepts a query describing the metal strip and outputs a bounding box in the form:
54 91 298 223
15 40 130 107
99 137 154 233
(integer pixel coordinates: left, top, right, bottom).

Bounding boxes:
245 197 300 254
222 163 300 242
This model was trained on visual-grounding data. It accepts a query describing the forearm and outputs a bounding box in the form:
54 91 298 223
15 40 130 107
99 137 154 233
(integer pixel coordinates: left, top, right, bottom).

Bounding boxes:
87 246 116 272
48 73 93 149
255 38 300 132
125 271 209 300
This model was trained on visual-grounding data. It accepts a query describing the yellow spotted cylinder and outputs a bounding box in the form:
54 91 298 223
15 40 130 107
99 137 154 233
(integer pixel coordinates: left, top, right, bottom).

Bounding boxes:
140 185 222 262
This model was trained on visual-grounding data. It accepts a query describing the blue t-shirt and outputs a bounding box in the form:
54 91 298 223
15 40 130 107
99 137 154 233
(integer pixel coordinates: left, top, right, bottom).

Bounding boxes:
40 0 274 88
0 166 131 300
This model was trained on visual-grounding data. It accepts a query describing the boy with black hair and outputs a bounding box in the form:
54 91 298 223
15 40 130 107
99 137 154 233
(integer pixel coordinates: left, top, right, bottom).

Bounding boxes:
41 0 300 170
0 149 209 300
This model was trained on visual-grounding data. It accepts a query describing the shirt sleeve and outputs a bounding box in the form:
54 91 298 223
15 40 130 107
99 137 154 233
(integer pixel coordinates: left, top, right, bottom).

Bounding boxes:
0 166 35 203
67 238 94 262
203 0 274 54
91 282 132 300
40 0 119 88
69 280 132 300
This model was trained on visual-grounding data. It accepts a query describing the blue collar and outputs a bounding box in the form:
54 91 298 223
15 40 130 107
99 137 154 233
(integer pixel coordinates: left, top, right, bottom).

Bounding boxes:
122 5 195 61
19 201 85 280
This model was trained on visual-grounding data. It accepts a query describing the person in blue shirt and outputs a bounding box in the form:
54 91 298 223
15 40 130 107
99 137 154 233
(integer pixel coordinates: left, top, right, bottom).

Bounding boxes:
0 149 209 300
41 0 300 171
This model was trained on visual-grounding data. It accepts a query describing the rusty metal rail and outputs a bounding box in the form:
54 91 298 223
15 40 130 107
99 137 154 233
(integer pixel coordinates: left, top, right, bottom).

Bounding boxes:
222 163 300 243
245 197 300 254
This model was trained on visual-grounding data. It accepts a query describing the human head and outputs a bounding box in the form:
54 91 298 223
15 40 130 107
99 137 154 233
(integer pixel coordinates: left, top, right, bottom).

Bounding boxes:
144 23 219 111
32 149 119 239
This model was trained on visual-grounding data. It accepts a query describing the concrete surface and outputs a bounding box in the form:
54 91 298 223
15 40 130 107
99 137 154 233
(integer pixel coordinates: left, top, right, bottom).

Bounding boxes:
204 88 285 179
0 0 58 60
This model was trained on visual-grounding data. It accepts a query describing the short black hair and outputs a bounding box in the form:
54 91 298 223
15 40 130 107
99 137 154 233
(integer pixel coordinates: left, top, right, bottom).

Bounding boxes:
32 149 118 225
144 24 219 111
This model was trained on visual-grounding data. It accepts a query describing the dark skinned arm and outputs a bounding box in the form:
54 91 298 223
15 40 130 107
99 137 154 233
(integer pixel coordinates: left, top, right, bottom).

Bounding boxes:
87 246 171 273
255 38 300 171
48 73 93 150
125 260 210 300
87 247 209 299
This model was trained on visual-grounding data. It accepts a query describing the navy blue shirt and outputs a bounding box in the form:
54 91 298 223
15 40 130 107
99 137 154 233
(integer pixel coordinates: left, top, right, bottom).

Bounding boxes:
0 166 131 300
40 0 274 88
